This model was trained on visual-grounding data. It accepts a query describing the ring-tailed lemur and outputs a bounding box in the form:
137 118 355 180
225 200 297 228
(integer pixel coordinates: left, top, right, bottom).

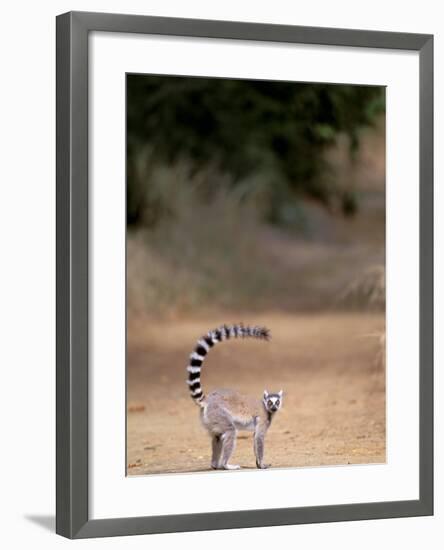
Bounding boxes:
187 323 283 470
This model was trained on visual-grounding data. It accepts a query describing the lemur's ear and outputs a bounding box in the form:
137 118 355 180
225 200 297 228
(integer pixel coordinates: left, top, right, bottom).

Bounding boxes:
263 390 269 400
278 389 283 398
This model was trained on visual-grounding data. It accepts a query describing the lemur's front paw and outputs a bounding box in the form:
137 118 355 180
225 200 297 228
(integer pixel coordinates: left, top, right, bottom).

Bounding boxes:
256 462 271 469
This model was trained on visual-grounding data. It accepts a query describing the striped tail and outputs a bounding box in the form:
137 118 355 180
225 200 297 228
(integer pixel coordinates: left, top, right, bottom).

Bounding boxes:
187 323 271 406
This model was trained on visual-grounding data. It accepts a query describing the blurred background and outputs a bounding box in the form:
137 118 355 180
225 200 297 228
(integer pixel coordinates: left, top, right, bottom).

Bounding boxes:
127 75 385 318
126 75 386 475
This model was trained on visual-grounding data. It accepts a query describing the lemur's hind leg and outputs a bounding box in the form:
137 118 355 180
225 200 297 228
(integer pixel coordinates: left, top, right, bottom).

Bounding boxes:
220 428 239 470
204 400 240 470
211 435 222 469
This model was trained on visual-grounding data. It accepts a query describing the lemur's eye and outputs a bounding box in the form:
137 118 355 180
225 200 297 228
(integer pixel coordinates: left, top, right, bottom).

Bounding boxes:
276 400 280 406
268 400 273 407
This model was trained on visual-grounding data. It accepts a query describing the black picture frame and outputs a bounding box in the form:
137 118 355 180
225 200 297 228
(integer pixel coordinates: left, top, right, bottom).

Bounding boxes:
56 10 434 539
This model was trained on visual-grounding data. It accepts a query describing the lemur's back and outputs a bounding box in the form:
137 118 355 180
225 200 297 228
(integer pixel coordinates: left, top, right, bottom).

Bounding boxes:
205 389 264 430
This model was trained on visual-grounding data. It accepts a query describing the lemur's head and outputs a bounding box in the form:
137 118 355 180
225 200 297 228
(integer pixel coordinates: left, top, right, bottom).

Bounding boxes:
263 390 283 413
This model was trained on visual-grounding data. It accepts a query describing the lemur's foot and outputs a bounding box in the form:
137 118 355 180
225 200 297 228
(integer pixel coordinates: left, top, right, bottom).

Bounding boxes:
211 463 240 470
256 462 271 469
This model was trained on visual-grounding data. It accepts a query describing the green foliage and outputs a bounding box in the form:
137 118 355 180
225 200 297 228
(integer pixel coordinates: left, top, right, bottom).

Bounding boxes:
127 75 385 227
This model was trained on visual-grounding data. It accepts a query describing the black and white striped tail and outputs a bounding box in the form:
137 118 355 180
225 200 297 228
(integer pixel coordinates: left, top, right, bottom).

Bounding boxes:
187 323 271 406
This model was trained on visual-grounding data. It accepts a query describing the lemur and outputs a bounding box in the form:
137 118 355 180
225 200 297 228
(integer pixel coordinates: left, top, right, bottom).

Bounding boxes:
186 323 283 470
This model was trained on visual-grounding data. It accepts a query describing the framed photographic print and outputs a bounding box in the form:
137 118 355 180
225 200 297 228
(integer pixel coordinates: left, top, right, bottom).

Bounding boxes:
56 11 434 539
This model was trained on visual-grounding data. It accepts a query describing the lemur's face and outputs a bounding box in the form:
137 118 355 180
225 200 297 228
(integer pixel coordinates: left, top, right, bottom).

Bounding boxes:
263 390 283 413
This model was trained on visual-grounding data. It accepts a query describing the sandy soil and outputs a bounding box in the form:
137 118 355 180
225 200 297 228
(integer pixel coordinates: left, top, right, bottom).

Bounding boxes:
127 312 385 475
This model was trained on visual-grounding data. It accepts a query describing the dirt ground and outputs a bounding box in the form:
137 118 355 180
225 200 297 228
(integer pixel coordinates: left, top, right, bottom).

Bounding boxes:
127 312 385 475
